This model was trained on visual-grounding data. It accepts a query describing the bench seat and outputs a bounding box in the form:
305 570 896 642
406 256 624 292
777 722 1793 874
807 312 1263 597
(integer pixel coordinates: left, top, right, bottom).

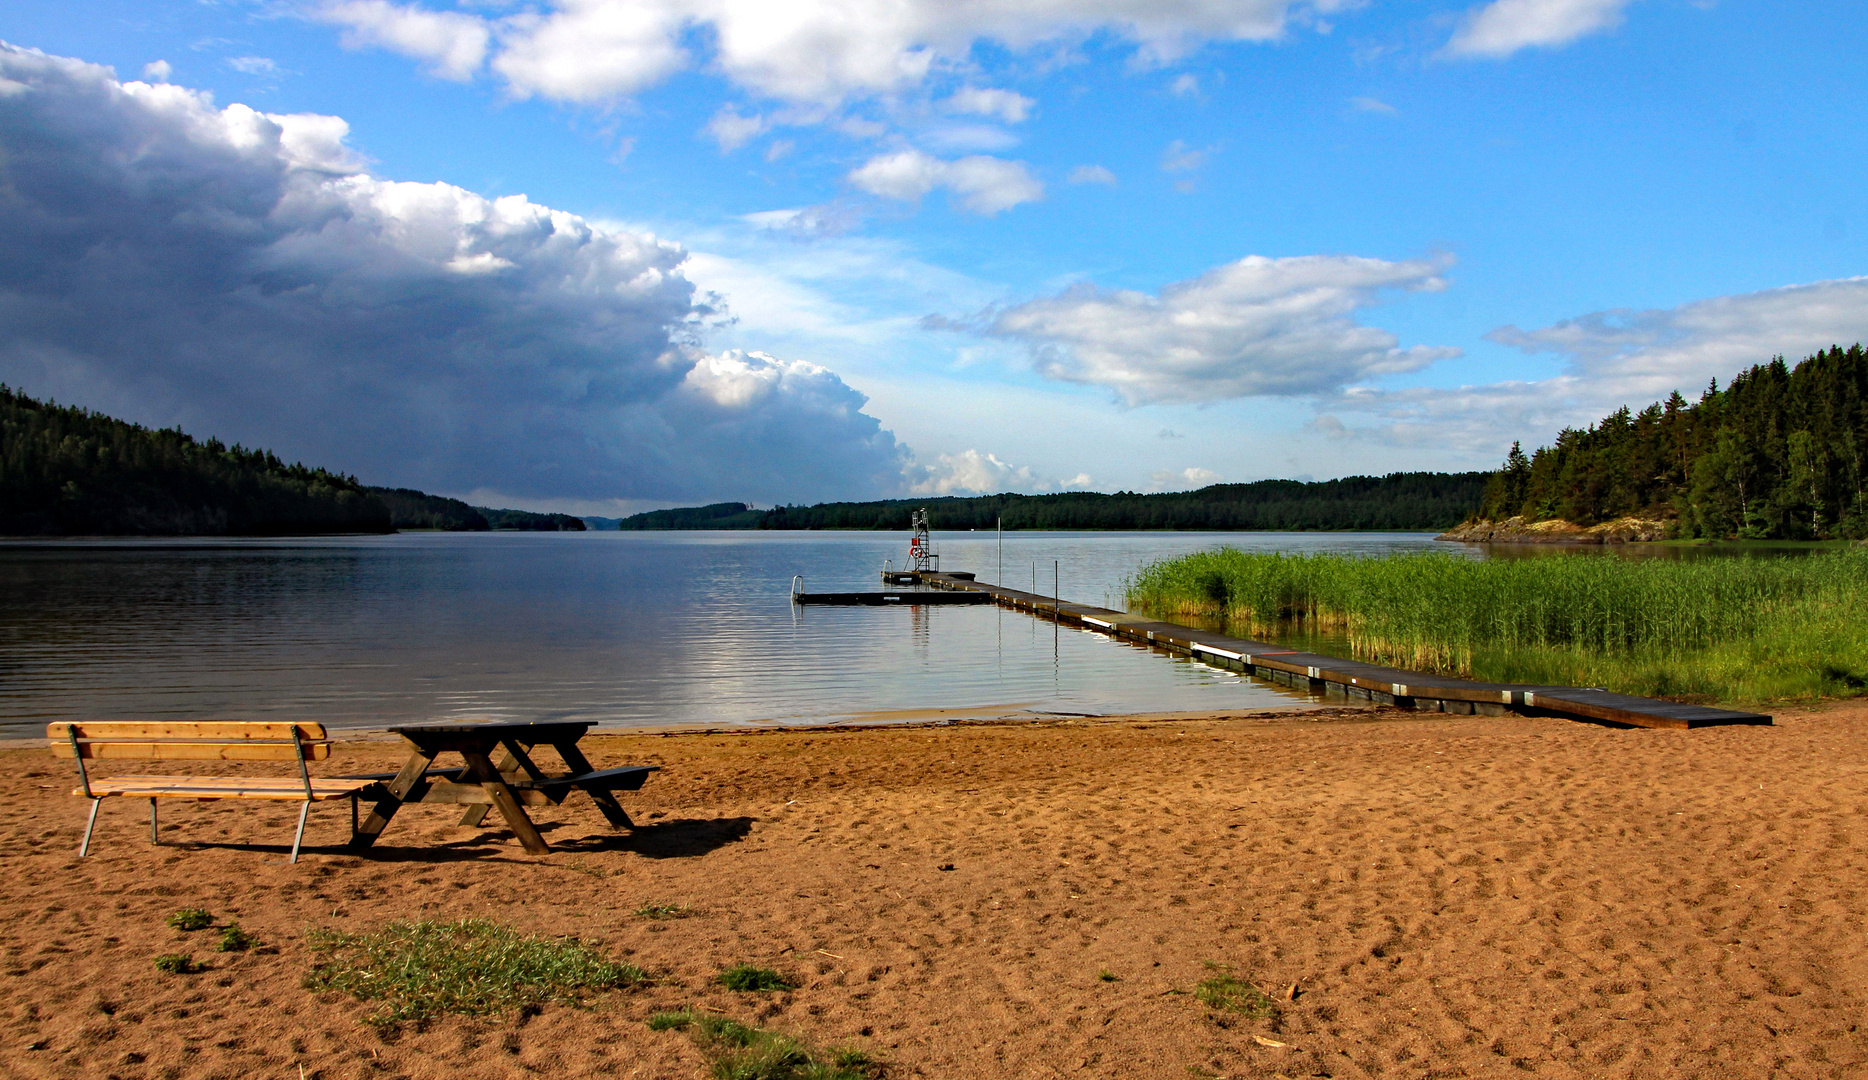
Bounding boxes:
340 765 656 793
79 776 382 801
517 765 657 792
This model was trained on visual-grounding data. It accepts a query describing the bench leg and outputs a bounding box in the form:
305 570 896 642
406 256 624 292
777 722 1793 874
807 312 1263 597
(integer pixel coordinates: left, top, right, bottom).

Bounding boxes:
79 798 101 857
149 798 159 845
288 801 311 864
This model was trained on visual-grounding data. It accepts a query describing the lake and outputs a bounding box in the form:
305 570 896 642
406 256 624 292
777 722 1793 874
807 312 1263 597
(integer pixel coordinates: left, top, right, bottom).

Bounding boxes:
0 529 1462 738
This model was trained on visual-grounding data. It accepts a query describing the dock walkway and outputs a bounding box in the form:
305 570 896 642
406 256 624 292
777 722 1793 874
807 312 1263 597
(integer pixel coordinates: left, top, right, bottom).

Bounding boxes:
908 571 1770 731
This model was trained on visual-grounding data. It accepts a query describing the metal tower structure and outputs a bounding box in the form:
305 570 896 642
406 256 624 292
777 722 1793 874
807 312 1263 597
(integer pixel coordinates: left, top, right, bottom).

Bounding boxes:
907 508 940 573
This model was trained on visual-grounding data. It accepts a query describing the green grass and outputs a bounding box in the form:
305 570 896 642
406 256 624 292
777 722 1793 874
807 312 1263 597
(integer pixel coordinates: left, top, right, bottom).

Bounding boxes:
153 953 198 975
1126 547 1868 703
302 918 649 1025
635 903 694 920
1192 971 1279 1019
166 908 213 932
717 964 796 992
648 1012 880 1080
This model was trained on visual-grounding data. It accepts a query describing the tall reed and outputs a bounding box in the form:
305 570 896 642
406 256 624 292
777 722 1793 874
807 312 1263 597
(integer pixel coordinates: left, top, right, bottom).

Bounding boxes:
1125 549 1868 703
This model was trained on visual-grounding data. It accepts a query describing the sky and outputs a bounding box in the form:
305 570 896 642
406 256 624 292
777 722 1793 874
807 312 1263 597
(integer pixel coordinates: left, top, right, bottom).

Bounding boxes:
1 1 1865 514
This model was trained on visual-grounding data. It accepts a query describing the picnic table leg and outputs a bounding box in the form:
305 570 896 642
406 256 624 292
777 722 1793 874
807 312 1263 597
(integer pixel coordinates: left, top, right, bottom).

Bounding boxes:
552 740 636 830
458 741 546 828
460 750 550 855
350 750 435 849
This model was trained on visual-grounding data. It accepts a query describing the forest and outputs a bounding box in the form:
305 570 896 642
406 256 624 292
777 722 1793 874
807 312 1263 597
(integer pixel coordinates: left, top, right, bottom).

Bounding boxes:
620 473 1490 532
367 488 587 531
1 385 391 536
0 387 586 536
1479 344 1868 539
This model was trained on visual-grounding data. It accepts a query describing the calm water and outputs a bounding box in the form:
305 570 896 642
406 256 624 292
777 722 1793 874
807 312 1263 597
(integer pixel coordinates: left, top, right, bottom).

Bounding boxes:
0 530 1460 737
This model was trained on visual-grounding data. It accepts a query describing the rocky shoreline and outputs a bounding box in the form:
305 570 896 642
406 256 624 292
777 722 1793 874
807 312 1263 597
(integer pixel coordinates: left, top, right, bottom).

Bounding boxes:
1437 515 1671 544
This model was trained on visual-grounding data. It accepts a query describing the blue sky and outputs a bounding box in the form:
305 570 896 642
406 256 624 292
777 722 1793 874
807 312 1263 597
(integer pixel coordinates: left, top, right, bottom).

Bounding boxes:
2 1 1865 511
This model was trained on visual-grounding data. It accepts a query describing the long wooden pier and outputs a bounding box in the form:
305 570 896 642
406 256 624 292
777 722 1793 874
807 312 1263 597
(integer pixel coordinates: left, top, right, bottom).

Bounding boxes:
901 571 1771 731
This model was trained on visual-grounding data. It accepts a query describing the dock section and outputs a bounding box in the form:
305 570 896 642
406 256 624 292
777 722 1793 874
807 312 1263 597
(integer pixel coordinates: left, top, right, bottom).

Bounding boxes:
905 571 1770 730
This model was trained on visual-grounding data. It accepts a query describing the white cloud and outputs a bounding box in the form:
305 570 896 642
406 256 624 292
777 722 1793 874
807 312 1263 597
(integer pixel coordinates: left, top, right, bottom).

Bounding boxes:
943 86 1033 123
1161 139 1209 172
141 60 172 82
919 123 1021 153
705 106 766 151
316 0 490 81
908 449 1056 495
847 149 1043 215
978 254 1459 404
1444 0 1634 59
315 0 1354 108
1150 466 1221 489
1331 275 1868 462
0 44 910 504
1067 164 1117 185
1170 72 1200 96
226 56 282 77
1349 95 1396 114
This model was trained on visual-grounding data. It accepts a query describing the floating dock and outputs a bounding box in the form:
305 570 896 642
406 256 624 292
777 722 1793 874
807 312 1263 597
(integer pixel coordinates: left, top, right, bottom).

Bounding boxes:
792 590 992 606
897 570 1771 731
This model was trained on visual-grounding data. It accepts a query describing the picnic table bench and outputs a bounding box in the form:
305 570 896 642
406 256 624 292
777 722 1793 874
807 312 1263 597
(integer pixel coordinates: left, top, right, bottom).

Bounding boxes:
347 720 657 855
48 721 380 863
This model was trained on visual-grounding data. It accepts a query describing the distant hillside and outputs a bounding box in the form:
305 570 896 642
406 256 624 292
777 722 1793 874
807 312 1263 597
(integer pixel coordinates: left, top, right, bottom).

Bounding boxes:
1 385 391 536
480 507 586 531
617 474 1489 532
617 501 766 530
368 487 489 530
1478 344 1868 539
366 487 586 531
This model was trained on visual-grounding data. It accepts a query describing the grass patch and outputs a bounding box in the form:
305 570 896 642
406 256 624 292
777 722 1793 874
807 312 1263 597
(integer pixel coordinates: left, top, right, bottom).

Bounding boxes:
635 903 693 920
648 1012 880 1080
167 908 213 932
717 964 795 992
216 924 257 952
1097 969 1120 982
1127 547 1868 703
1193 970 1279 1020
302 918 649 1025
153 953 198 975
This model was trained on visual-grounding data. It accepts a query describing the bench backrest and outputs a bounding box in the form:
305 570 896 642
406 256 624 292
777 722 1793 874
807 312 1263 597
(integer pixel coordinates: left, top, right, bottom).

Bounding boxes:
47 722 331 762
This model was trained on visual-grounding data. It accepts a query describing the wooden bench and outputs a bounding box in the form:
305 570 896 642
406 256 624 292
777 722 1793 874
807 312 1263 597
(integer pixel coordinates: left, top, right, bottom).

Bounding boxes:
48 721 383 863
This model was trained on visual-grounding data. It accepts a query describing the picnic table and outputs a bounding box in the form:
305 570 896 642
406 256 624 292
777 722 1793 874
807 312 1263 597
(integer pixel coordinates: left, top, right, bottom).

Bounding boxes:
348 721 655 855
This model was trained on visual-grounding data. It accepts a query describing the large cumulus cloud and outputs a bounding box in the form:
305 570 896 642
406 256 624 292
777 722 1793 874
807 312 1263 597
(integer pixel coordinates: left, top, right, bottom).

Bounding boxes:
0 44 908 503
963 253 1459 405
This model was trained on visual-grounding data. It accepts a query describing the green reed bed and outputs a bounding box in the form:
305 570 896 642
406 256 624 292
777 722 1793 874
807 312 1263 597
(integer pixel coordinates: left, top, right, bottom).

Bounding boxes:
1125 548 1868 704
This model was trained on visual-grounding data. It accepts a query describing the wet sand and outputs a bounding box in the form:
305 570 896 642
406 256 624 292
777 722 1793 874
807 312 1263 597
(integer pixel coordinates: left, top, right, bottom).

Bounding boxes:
2 701 1864 1079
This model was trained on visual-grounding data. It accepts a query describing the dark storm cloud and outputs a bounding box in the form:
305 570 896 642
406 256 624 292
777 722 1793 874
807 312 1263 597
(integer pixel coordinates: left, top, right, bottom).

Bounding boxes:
0 43 908 504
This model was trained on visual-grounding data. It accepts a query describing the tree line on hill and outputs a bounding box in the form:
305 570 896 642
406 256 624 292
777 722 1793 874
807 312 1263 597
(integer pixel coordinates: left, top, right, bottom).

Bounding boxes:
0 386 583 535
1 384 390 536
366 487 586 531
619 473 1491 532
1479 344 1868 539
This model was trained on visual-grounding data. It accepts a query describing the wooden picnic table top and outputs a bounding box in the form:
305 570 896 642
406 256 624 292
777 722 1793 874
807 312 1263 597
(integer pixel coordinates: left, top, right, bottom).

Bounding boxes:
353 720 640 855
387 719 593 745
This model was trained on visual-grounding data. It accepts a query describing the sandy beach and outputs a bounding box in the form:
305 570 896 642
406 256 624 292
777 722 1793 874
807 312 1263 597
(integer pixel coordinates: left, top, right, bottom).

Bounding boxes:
2 702 1864 1080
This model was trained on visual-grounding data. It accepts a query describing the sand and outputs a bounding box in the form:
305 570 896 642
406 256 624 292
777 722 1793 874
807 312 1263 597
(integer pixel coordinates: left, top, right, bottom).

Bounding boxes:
1 702 1865 1080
